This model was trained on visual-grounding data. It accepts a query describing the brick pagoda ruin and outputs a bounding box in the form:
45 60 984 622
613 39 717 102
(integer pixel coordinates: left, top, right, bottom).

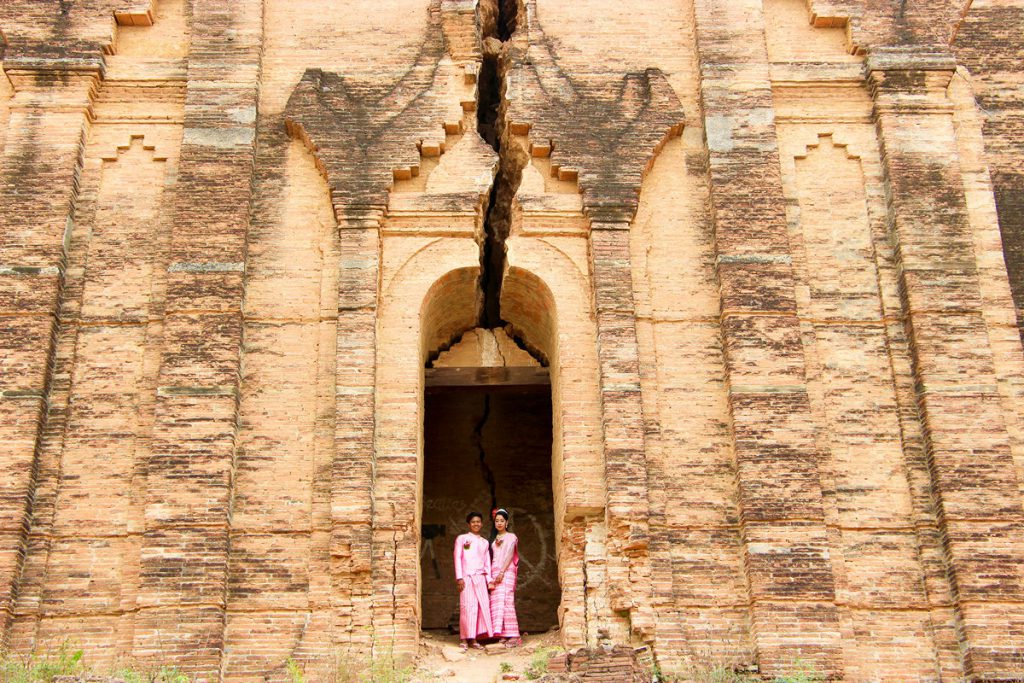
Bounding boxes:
0 0 1023 680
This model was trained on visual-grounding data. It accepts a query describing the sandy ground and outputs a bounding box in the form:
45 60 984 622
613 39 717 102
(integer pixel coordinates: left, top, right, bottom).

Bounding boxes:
411 630 564 682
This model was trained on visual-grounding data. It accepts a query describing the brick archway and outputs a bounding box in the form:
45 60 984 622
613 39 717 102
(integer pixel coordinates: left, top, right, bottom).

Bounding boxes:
418 265 562 636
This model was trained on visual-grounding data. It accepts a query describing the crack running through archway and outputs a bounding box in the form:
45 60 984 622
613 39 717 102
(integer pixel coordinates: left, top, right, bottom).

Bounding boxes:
478 0 526 329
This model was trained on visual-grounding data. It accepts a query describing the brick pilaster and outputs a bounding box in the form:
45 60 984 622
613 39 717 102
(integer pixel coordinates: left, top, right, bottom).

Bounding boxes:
0 62 99 643
692 0 843 675
868 46 1024 678
132 0 261 674
589 218 655 641
331 205 383 652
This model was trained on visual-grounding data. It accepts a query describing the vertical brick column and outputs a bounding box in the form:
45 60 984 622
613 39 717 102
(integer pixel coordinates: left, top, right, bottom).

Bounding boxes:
0 63 98 641
868 47 1024 678
589 218 654 641
331 205 382 651
692 0 842 675
953 1 1024 345
132 0 261 673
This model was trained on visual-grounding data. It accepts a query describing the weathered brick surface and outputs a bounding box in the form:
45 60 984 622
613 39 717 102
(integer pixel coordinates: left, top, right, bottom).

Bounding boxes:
0 1 1023 680
132 0 259 675
691 0 844 676
953 3 1024 337
866 47 1024 678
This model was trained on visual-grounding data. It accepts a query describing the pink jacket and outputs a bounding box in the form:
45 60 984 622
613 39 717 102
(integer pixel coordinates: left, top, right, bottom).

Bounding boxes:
454 533 491 580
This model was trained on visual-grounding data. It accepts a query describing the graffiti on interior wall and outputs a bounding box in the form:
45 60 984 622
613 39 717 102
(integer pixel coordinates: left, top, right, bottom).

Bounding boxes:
423 496 556 592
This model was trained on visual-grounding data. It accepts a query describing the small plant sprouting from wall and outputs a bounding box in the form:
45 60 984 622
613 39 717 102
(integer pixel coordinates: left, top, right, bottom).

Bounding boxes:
287 658 306 683
524 646 558 680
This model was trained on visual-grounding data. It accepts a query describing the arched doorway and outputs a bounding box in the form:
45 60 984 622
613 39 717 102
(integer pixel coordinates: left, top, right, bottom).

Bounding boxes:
418 268 561 636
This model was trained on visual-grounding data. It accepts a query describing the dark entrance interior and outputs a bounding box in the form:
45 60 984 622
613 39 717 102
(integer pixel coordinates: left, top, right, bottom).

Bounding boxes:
421 368 560 634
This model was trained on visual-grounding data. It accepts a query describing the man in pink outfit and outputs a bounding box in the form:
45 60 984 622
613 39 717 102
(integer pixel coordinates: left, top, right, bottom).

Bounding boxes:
454 511 493 649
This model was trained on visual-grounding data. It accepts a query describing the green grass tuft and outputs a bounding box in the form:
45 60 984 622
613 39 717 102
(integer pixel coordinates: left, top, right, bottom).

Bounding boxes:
0 643 84 683
0 643 191 683
523 646 559 680
772 659 824 683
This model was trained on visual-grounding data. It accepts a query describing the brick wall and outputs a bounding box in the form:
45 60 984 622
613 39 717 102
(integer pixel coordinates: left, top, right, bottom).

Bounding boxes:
0 0 1021 680
953 2 1024 344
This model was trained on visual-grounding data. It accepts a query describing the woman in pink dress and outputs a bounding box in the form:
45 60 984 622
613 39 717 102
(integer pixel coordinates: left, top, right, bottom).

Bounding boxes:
487 508 521 647
454 511 493 649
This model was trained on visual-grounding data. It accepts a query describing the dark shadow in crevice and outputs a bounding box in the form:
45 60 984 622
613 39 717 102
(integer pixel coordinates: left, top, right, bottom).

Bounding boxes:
477 0 526 329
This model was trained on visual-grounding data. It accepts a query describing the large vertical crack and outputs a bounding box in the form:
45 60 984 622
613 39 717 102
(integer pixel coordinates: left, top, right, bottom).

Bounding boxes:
472 1 526 512
477 0 526 329
472 394 498 510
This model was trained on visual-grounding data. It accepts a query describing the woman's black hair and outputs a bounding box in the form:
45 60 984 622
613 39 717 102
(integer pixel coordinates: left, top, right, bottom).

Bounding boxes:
466 511 483 524
491 509 511 544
